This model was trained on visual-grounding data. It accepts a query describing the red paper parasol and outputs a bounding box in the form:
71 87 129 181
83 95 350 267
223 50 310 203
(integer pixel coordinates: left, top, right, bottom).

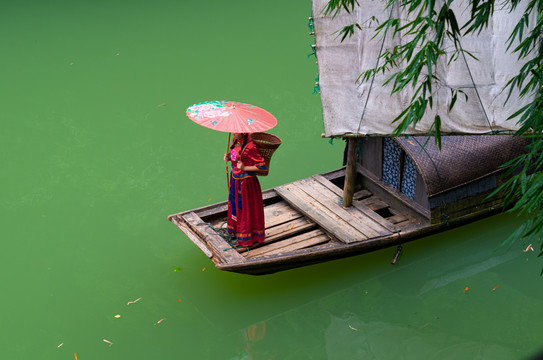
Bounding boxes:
186 101 277 133
186 100 278 189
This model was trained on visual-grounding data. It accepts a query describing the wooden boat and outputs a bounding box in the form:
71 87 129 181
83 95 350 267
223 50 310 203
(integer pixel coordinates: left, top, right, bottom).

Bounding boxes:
168 135 529 275
168 0 534 274
168 167 425 275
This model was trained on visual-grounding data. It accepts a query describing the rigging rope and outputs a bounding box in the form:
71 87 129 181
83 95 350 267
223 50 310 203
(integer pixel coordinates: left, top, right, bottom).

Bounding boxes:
356 3 395 136
457 38 495 133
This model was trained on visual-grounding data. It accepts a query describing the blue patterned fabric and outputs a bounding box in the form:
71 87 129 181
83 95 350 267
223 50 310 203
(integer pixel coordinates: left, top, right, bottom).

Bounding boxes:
401 155 417 200
382 138 401 189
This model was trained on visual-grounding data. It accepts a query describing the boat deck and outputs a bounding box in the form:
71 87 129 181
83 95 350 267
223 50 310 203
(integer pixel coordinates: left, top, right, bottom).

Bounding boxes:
169 169 432 274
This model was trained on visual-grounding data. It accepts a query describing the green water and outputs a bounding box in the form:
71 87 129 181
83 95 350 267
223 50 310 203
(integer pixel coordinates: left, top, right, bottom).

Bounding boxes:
2 1 542 359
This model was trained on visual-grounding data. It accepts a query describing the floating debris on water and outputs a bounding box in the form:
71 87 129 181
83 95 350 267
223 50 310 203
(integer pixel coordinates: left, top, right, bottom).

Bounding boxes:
127 297 142 305
419 322 430 330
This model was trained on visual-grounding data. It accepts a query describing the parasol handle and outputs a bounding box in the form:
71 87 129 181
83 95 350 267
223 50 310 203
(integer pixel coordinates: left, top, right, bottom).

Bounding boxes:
226 132 231 191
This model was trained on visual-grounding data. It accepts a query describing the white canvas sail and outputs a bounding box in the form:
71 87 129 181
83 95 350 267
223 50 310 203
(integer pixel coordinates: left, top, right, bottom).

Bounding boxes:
312 0 537 137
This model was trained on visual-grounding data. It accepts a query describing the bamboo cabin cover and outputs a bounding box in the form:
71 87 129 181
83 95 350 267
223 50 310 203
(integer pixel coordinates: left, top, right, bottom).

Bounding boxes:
358 135 530 224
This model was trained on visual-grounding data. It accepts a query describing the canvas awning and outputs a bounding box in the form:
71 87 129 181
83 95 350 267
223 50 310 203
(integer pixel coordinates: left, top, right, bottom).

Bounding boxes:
312 0 537 137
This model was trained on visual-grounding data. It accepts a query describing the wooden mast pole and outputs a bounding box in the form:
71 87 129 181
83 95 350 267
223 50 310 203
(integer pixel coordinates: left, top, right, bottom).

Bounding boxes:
343 137 357 208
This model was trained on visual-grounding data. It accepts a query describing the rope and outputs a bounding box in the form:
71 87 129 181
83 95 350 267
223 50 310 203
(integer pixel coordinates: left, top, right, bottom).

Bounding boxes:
356 3 395 135
457 38 495 133
197 221 245 251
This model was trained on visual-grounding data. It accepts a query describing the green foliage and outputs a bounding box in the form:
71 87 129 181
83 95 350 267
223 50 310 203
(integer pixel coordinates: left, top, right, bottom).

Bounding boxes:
324 0 360 16
327 0 543 258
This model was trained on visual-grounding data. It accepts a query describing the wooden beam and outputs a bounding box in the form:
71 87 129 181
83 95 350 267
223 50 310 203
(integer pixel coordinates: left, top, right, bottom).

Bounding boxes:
182 212 246 264
275 183 367 244
265 218 317 242
237 217 317 253
245 229 329 258
170 215 214 258
313 174 398 233
263 200 304 228
343 138 358 207
296 178 387 238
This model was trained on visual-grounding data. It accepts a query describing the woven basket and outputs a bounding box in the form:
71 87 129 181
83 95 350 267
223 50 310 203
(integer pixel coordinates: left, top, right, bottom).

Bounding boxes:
251 132 282 176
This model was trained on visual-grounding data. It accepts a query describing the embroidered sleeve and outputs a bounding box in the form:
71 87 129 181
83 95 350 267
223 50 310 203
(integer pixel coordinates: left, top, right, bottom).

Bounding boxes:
244 141 267 169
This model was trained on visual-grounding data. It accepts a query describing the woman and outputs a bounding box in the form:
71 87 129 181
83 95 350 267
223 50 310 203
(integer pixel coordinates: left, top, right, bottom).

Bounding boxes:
224 133 266 247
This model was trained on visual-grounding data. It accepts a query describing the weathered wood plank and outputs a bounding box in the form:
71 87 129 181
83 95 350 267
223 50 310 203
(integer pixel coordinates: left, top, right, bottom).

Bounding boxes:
275 183 367 244
305 177 392 234
387 214 408 224
320 168 346 181
312 174 397 233
394 219 412 229
296 179 386 238
257 234 330 257
245 229 328 258
237 217 317 253
182 212 246 264
361 197 390 212
354 189 372 200
170 215 213 258
264 200 304 228
266 217 317 241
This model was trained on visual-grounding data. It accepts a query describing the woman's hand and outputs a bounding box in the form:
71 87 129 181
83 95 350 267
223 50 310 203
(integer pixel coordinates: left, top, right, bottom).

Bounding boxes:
236 161 245 171
224 153 231 162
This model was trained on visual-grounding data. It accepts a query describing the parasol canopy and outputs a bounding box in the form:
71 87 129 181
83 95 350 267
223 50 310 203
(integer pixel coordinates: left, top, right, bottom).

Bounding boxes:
186 100 277 133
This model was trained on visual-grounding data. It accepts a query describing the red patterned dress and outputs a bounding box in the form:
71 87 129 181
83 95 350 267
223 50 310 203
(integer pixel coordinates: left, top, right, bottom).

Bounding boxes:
227 135 266 247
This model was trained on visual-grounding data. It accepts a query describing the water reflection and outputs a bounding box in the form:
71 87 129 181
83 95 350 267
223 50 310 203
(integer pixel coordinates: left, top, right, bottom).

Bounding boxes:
217 213 542 360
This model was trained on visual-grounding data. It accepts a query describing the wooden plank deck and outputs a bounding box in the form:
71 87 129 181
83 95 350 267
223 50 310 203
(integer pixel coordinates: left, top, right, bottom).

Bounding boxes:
312 174 397 233
274 176 397 244
275 184 367 244
245 229 330 259
175 175 413 263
